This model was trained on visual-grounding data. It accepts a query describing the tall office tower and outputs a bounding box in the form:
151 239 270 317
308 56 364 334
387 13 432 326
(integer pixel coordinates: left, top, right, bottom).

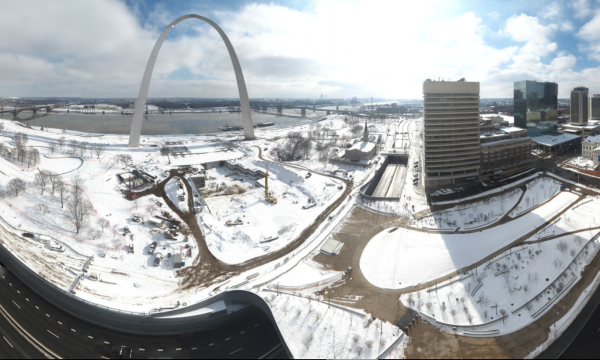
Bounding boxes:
591 94 600 120
423 78 481 188
570 86 589 125
514 80 558 135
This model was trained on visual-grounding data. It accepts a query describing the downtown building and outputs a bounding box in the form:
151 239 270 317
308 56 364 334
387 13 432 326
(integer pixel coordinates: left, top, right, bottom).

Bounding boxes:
591 94 600 120
423 79 481 188
570 86 589 125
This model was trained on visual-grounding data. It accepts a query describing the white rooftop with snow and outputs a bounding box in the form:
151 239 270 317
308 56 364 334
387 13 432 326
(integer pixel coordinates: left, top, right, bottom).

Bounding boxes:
531 133 580 146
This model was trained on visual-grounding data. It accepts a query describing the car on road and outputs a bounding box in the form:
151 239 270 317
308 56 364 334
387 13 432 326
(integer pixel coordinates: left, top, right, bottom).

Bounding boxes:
50 244 65 252
101 344 132 359
148 241 157 255
21 233 34 239
350 158 360 162
154 253 163 266
128 244 134 254
306 172 312 178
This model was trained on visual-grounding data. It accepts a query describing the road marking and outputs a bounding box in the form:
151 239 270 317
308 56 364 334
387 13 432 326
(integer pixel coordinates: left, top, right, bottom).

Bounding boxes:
88 336 93 339
254 324 259 327
47 330 59 338
9 283 12 286
45 314 50 317
57 321 62 325
158 349 163 352
12 301 20 309
139 348 145 351
35 306 39 310
225 337 230 341
176 348 182 351
209 343 214 346
229 348 243 355
25 298 29 302
104 341 110 344
3 336 13 348
16 290 20 294
71 329 76 332
101 357 109 359
240 331 245 334
191 347 197 350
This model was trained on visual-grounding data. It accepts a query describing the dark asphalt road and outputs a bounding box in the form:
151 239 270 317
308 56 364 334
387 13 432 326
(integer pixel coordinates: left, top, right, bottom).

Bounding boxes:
0 263 287 359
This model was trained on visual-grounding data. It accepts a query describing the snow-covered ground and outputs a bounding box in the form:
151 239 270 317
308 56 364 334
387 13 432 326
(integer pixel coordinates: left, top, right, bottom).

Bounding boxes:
412 188 522 231
360 191 579 290
261 289 403 359
565 155 596 170
400 232 600 336
509 177 562 217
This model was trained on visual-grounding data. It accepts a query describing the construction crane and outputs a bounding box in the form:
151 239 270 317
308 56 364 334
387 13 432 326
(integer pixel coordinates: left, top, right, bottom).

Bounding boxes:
265 164 278 204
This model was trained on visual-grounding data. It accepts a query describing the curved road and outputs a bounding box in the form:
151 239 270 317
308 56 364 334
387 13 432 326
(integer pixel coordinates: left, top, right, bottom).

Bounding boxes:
0 262 286 359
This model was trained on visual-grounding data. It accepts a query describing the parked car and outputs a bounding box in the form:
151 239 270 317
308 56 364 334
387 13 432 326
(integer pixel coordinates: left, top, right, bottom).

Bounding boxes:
128 244 134 254
101 344 132 359
153 253 163 266
350 158 360 162
21 233 34 239
306 172 312 178
49 244 65 252
148 242 157 255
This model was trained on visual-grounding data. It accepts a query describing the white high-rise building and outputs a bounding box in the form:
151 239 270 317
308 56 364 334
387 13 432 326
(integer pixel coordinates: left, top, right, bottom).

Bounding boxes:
571 86 589 125
423 78 481 188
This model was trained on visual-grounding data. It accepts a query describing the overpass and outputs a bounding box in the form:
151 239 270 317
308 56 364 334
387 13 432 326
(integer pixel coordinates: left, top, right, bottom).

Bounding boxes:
0 104 55 116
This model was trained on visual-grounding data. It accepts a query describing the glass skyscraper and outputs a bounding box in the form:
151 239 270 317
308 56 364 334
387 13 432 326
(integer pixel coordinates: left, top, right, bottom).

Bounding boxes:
514 80 558 136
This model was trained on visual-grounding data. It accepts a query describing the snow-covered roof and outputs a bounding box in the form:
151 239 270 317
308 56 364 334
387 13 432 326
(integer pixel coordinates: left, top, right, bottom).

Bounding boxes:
349 141 375 153
583 135 600 144
500 126 525 133
531 133 580 146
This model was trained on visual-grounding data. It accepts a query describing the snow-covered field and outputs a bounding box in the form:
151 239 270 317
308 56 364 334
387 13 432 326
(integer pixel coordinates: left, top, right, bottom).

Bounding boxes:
360 191 579 290
509 177 562 217
566 155 596 170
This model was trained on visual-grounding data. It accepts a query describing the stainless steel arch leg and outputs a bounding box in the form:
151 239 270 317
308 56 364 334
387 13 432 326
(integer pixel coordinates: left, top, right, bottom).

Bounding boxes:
128 14 255 147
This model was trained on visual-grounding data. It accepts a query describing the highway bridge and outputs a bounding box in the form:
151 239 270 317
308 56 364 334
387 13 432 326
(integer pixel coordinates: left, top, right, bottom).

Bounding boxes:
0 105 55 116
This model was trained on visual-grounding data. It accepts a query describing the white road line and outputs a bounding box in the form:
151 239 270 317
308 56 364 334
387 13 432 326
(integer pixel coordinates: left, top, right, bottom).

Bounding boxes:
158 349 163 352
209 343 214 346
47 330 59 338
45 314 50 317
101 357 109 360
3 336 13 348
225 337 230 341
88 336 94 339
57 321 62 325
71 329 76 332
9 283 12 286
229 348 243 355
11 301 20 309
240 331 245 334
35 306 39 310
16 290 19 294
104 341 110 344
254 324 259 327
139 348 145 351
25 298 29 302
191 347 197 350
176 348 182 351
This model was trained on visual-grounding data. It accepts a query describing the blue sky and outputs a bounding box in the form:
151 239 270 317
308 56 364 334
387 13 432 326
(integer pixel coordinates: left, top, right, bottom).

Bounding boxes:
1 0 600 99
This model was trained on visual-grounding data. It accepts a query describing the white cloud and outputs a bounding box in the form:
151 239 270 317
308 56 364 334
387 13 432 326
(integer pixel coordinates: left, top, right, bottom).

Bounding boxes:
569 0 593 18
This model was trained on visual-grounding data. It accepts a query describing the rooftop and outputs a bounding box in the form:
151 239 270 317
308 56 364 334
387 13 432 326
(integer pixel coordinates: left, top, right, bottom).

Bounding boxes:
584 135 600 144
531 133 581 147
349 141 376 153
480 126 526 139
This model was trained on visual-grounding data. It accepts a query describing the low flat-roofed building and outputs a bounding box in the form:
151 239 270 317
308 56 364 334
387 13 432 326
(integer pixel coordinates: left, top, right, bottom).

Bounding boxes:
531 133 581 153
480 127 532 179
344 141 376 161
560 122 600 137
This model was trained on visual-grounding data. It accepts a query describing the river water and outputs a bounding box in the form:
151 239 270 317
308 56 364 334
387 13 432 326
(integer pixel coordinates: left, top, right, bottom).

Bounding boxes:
0 108 327 135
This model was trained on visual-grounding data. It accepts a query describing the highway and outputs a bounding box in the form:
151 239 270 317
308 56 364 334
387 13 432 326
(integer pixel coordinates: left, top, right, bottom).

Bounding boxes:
0 263 286 359
372 119 410 198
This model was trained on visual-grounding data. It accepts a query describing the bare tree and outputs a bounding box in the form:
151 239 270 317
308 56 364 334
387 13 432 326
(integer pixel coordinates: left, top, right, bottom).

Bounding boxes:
79 142 88 157
69 139 78 154
34 170 50 195
0 187 6 200
47 172 60 194
48 142 57 155
56 178 68 208
7 178 26 197
57 138 65 153
0 122 4 133
97 218 109 233
64 180 92 234
302 333 314 349
87 228 102 241
92 143 106 159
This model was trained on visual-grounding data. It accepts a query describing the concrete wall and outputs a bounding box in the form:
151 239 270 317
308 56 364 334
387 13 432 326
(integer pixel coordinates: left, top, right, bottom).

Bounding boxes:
0 242 292 357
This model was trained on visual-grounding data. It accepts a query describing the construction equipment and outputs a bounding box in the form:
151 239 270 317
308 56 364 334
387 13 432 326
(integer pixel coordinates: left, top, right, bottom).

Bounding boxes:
265 164 278 204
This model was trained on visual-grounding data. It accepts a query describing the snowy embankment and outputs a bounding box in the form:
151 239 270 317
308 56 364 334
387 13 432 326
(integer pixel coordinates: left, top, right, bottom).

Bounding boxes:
412 188 522 231
360 191 579 290
261 290 403 359
400 232 600 336
509 177 562 217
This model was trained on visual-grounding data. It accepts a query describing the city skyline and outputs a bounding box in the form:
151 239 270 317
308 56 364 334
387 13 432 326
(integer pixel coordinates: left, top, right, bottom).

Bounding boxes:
1 0 600 99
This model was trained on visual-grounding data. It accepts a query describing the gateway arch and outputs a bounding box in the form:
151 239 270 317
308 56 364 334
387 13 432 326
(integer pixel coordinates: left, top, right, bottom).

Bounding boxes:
128 14 255 147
